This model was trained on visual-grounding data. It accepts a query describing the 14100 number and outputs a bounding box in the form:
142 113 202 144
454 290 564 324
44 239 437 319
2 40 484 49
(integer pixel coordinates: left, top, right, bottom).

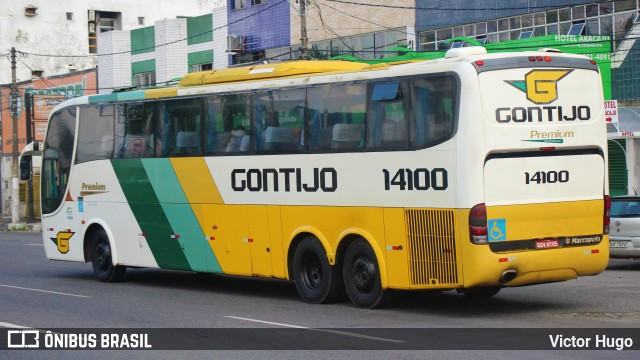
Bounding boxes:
383 168 448 191
525 170 569 184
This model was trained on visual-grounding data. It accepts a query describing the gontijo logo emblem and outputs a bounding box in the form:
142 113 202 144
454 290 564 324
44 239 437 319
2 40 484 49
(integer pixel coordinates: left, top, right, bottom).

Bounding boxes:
506 69 573 104
50 231 75 254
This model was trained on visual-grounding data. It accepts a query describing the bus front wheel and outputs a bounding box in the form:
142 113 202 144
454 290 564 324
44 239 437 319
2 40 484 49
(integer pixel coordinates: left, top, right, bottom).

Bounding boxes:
343 239 389 308
90 228 126 282
292 237 343 304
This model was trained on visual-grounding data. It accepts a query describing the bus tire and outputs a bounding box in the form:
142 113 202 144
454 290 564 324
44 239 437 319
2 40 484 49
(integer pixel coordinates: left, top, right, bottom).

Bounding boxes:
90 228 126 282
343 238 389 308
293 237 343 304
460 286 501 299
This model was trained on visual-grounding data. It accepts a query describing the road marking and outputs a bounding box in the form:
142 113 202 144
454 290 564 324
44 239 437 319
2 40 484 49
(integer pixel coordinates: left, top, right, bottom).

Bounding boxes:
610 289 640 295
225 316 306 328
0 284 91 298
0 321 30 329
224 316 405 343
27 243 43 246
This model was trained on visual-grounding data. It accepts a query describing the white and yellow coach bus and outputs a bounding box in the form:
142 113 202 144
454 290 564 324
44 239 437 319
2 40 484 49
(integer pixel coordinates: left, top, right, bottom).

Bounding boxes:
34 47 610 308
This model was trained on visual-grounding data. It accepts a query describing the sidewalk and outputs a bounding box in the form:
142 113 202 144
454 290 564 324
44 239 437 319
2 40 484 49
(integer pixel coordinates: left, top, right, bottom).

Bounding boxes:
0 216 42 232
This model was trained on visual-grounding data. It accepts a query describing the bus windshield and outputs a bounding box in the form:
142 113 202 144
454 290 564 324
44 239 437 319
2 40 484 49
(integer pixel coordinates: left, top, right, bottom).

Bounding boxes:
41 108 76 215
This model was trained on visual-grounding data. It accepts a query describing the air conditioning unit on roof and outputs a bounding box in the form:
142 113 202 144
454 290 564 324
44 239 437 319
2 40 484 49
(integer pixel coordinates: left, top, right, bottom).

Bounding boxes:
227 35 245 53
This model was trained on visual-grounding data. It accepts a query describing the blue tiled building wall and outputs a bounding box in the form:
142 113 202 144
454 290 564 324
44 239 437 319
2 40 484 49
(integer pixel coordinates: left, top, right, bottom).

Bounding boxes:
613 40 640 101
416 0 594 31
228 1 291 52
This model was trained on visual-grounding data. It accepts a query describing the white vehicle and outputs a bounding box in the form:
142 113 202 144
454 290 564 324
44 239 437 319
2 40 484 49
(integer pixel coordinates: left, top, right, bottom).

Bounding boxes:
609 196 640 259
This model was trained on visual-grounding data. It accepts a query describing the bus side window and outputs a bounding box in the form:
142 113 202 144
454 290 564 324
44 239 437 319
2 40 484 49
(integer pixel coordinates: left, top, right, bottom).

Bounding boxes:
307 83 366 152
76 104 115 164
157 98 203 157
254 89 304 153
367 81 408 150
114 102 156 158
411 75 457 148
41 108 76 215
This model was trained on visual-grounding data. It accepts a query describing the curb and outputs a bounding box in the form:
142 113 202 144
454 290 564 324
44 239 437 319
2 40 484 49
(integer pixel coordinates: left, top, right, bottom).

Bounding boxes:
3 222 42 232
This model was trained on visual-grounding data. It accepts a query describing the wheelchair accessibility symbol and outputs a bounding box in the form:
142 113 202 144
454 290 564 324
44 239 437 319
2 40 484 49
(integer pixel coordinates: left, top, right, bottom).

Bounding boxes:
488 218 507 241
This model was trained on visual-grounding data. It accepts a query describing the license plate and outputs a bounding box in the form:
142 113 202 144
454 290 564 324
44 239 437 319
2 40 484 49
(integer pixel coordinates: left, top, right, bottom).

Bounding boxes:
535 239 559 249
610 241 628 248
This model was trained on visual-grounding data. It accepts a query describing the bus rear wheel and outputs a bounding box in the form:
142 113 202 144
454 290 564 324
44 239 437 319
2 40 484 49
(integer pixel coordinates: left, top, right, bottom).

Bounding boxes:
90 228 126 282
343 239 389 308
293 237 343 304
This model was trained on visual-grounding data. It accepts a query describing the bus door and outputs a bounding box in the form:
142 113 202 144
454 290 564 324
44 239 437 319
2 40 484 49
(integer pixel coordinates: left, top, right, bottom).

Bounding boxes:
205 205 252 275
247 206 273 277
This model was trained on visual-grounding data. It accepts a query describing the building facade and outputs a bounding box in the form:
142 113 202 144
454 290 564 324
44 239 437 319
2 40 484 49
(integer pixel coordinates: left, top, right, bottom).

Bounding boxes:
98 9 229 94
0 0 223 84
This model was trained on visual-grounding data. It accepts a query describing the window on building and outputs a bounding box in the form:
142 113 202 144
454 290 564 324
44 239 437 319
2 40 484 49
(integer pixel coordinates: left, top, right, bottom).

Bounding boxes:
568 22 585 35
615 0 636 13
586 4 599 17
519 31 533 39
133 72 156 88
572 5 585 20
191 63 214 72
66 12 73 21
138 17 145 25
88 10 121 54
99 18 116 32
231 0 246 10
253 0 266 5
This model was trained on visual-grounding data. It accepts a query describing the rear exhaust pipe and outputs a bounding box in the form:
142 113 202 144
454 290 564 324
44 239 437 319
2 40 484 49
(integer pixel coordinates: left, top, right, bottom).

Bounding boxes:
500 270 517 283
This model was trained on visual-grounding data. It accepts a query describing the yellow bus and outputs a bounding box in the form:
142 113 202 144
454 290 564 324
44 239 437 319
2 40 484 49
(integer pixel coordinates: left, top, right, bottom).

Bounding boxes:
33 47 610 308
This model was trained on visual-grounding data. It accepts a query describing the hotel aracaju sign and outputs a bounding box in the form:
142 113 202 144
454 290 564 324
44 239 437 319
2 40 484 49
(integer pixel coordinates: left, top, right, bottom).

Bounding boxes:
0 69 97 155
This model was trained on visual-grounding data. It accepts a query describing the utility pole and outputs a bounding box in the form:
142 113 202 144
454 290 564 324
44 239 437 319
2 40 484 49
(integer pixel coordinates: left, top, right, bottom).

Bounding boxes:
10 47 20 225
300 0 309 59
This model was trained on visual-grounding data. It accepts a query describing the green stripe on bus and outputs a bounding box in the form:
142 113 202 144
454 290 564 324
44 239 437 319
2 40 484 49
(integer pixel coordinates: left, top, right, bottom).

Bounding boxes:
111 158 191 271
142 159 221 273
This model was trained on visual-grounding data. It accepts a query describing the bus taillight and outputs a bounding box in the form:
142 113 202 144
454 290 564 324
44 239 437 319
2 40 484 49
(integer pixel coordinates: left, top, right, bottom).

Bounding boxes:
604 195 611 234
469 203 488 244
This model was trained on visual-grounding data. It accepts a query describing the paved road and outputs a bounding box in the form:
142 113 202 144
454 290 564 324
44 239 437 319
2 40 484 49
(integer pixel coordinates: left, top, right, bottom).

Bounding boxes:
0 231 638 359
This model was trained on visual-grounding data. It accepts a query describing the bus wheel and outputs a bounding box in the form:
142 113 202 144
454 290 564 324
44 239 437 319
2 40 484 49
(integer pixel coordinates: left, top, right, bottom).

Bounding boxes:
460 286 501 299
343 239 388 308
90 228 126 282
293 237 343 304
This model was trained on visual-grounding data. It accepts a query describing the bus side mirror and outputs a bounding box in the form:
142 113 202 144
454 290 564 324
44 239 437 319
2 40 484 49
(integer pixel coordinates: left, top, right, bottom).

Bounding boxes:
19 157 32 181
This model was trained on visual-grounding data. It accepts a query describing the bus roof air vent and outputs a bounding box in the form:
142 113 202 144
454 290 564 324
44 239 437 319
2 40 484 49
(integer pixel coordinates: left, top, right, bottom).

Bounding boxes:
445 46 487 59
537 48 563 53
